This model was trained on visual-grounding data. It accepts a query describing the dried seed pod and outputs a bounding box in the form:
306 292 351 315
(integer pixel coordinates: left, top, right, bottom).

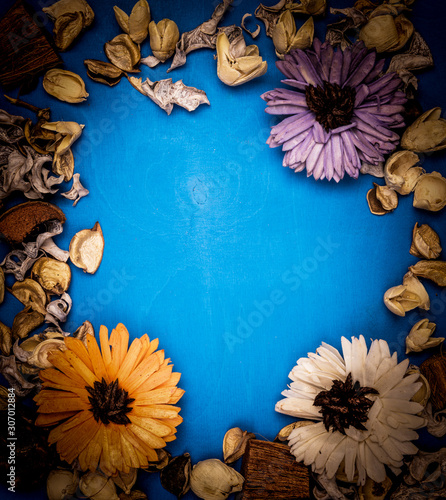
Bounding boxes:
43 69 89 103
0 201 66 245
405 319 443 354
413 172 446 212
383 150 423 195
79 471 119 500
11 279 48 316
53 11 84 51
69 222 104 274
359 14 413 52
32 257 71 295
73 320 94 344
160 453 191 498
410 223 442 259
129 0 151 44
367 183 397 215
47 469 79 500
0 321 12 355
12 307 44 339
401 107 446 153
145 449 171 472
406 367 430 408
105 34 141 72
358 475 392 500
272 12 314 59
223 427 255 464
112 468 137 495
409 260 446 287
383 272 430 317
28 338 67 368
149 19 180 62
0 267 4 304
84 59 124 86
43 0 94 27
190 459 244 500
274 420 314 442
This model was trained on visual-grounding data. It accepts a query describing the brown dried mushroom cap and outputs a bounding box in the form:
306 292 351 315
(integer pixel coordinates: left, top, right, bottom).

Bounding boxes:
12 307 44 339
69 222 104 274
32 257 71 295
0 201 66 245
11 279 48 316
104 34 141 72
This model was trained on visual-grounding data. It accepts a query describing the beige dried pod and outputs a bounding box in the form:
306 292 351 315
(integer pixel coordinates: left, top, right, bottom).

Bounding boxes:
53 11 84 51
47 469 79 500
43 69 89 103
43 0 94 27
84 59 124 86
405 319 443 354
401 107 446 153
359 14 413 52
69 222 104 274
410 223 442 259
105 34 141 72
358 475 392 500
291 0 326 16
79 472 119 500
112 468 137 494
27 338 67 368
32 257 71 295
383 150 423 195
113 5 130 33
11 279 48 316
129 0 151 44
216 32 267 86
409 260 446 287
366 183 397 215
190 459 244 500
406 367 431 408
274 420 314 442
53 148 74 182
272 11 314 59
413 172 446 212
73 320 95 345
0 321 12 355
12 307 44 339
383 272 430 317
149 19 180 62
0 267 4 304
223 427 255 464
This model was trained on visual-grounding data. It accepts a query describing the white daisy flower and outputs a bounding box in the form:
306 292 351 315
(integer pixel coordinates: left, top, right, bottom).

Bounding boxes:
276 335 426 485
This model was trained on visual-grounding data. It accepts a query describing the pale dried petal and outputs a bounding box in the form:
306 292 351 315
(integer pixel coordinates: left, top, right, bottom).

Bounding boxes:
383 272 430 317
61 173 89 206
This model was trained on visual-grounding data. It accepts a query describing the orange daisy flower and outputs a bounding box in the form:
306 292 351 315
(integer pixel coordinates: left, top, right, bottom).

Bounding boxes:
34 323 184 476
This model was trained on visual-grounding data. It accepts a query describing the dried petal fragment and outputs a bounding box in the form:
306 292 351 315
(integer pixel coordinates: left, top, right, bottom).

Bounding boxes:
11 279 48 315
223 427 255 464
401 107 446 153
69 222 104 274
409 260 446 287
43 69 89 103
84 59 124 86
12 307 44 339
32 257 71 295
413 172 446 212
406 319 443 354
105 34 141 72
410 223 442 260
0 322 12 355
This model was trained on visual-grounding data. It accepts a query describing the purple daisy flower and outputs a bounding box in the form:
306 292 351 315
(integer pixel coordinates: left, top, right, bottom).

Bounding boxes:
262 39 407 182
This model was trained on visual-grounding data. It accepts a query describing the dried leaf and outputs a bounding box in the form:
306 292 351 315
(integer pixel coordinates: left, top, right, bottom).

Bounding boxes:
11 279 48 315
32 257 71 295
409 260 446 287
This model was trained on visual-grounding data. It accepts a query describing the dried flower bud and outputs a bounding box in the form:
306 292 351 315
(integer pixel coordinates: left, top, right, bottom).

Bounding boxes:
401 107 446 153
384 272 430 317
160 453 191 498
384 150 424 195
410 223 442 260
79 471 119 500
413 172 446 212
149 19 180 62
272 12 314 59
43 69 89 103
105 34 141 72
406 319 443 354
47 469 79 500
359 14 413 53
114 0 151 43
409 260 446 287
190 459 244 500
216 32 267 86
223 427 255 464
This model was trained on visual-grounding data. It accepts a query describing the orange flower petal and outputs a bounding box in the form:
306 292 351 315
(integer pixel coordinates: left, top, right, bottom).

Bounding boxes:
64 350 98 388
131 365 173 394
129 414 173 438
115 337 142 384
64 337 94 373
84 424 103 472
156 371 181 388
131 387 177 404
123 353 161 394
99 325 112 367
120 432 141 469
130 405 180 419
169 388 185 404
35 411 77 427
86 333 109 383
47 353 90 387
127 422 166 449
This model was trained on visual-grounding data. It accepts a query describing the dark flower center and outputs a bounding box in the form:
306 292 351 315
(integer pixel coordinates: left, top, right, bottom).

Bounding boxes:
86 378 134 425
305 81 356 132
313 373 378 434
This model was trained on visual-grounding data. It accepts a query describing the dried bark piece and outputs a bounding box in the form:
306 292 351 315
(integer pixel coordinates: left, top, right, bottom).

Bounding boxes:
105 34 141 72
240 440 310 499
84 59 124 86
410 223 442 260
168 0 233 72
0 201 66 245
128 76 210 115
409 260 446 287
69 222 104 274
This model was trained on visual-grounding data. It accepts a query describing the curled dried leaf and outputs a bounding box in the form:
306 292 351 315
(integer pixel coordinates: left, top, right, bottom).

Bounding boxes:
32 257 71 295
84 59 124 86
160 453 191 498
223 427 255 464
409 260 446 287
11 279 48 316
105 34 141 72
413 172 446 212
401 107 446 153
384 272 430 317
69 222 104 274
410 223 442 260
384 150 423 195
43 69 89 103
45 292 72 326
61 173 89 206
12 307 44 339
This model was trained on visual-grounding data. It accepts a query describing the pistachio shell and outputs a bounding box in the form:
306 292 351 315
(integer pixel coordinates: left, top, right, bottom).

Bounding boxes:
413 172 446 212
113 5 130 33
69 222 104 274
43 69 89 104
149 19 180 62
384 150 424 195
11 279 48 315
105 34 141 72
401 107 446 152
410 223 442 259
31 257 71 295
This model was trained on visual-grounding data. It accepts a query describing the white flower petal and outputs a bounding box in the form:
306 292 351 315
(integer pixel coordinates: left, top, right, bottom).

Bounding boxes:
384 381 422 401
344 438 357 482
341 336 352 374
322 435 348 478
275 397 321 419
364 441 387 483
374 358 409 395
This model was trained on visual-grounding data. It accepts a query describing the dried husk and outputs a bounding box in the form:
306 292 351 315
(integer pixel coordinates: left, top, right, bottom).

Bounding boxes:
47 469 79 500
149 19 180 62
79 472 119 500
12 307 44 339
367 184 397 215
31 257 71 295
160 453 191 498
409 260 446 287
129 0 151 44
84 59 124 86
359 14 413 52
112 468 137 494
272 12 314 59
27 338 66 368
11 279 48 316
274 420 314 442
383 150 423 195
114 6 130 33
43 69 89 103
53 12 84 51
383 272 430 316
69 222 104 274
190 459 244 500
73 320 95 344
223 427 255 464
105 34 141 72
0 267 4 304
53 148 74 182
0 321 12 355
405 319 443 354
410 223 442 259
413 172 446 212
401 107 446 153
358 475 392 500
406 367 431 408
43 0 94 27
